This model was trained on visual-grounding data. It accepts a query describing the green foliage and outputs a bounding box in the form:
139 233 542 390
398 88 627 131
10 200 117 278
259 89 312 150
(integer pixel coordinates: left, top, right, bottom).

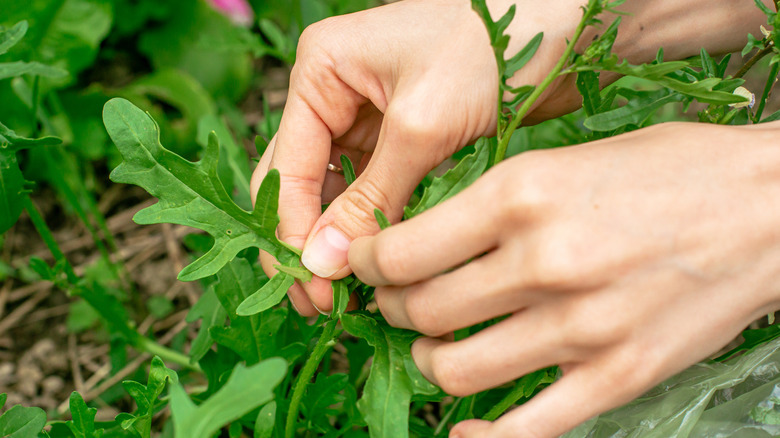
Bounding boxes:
104 98 298 281
341 313 439 438
405 138 490 219
3 0 780 436
0 401 47 438
118 357 178 437
66 392 102 438
170 358 287 438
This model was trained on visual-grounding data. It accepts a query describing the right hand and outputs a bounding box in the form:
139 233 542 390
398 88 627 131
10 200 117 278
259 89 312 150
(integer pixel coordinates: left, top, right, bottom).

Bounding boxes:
250 0 586 315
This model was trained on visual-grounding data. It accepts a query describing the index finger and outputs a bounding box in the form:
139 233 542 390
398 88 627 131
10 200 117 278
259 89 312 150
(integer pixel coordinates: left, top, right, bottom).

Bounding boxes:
348 178 504 286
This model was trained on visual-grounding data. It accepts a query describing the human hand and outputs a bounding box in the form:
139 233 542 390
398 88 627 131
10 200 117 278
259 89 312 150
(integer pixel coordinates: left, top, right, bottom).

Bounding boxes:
249 0 585 315
348 122 780 437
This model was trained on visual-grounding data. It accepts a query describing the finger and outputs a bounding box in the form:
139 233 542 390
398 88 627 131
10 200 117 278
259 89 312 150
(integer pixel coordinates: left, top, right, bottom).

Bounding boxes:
250 135 277 205
453 359 646 438
349 176 502 287
411 310 568 397
300 104 445 280
376 247 532 336
271 94 334 250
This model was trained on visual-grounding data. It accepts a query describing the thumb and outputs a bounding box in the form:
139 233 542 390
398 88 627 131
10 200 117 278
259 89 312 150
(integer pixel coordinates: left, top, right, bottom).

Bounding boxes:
301 108 442 279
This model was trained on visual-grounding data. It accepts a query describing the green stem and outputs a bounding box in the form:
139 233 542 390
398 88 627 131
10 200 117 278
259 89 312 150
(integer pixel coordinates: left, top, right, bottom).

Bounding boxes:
482 382 527 421
756 61 780 121
434 397 463 436
23 196 78 284
734 43 774 79
285 319 339 438
136 337 201 372
493 6 595 165
30 75 40 137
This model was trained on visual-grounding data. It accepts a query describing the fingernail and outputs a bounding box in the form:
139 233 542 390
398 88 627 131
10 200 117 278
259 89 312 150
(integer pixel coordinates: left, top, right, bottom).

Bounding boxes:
301 226 350 277
289 298 301 314
311 302 328 315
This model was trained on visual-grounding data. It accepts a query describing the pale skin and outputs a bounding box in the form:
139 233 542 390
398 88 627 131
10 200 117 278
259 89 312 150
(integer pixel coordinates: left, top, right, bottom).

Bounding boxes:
250 0 777 436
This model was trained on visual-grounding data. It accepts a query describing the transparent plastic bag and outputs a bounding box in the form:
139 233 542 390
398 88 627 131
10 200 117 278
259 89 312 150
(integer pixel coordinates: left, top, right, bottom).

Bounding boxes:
564 337 780 437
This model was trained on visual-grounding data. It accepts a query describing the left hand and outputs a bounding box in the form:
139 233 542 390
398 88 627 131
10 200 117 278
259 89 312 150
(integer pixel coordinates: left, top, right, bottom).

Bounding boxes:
348 122 780 437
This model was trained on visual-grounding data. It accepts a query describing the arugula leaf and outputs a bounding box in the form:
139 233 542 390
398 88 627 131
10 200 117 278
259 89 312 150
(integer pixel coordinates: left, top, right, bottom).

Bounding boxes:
66 392 102 438
405 138 490 219
120 357 178 437
341 313 439 438
197 114 252 210
236 272 295 316
170 357 287 438
576 71 601 117
301 373 349 433
584 91 683 131
574 56 746 105
0 121 62 234
0 21 27 55
0 61 68 81
715 324 780 362
374 209 391 230
340 154 357 185
0 144 26 234
187 287 228 363
0 404 46 438
331 279 350 319
103 98 297 281
275 264 313 282
254 401 276 438
1 0 113 82
504 32 543 81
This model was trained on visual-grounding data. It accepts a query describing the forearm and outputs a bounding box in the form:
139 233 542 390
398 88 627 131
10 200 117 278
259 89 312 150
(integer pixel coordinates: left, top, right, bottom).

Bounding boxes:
603 0 769 65
490 0 772 120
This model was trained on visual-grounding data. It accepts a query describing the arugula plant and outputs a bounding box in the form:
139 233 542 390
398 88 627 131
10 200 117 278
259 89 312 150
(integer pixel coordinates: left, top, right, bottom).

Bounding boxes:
3 0 779 436
95 0 780 436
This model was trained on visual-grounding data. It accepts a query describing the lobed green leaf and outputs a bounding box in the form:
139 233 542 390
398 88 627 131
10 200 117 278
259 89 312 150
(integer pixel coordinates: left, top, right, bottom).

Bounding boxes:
170 357 287 438
103 98 297 281
341 313 439 438
405 138 490 219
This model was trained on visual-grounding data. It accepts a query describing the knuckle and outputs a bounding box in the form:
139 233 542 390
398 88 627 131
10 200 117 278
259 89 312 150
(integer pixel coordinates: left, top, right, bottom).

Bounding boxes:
494 152 556 226
340 180 394 234
523 238 587 290
297 17 339 53
430 348 473 396
404 289 446 337
385 104 442 146
559 299 630 348
371 234 411 285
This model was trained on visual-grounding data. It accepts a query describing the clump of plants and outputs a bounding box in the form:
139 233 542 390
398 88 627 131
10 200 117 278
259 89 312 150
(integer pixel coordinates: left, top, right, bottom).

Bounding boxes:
2 0 780 436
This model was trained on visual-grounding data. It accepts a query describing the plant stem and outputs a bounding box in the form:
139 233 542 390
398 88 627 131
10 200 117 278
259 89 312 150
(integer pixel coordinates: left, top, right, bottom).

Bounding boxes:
735 43 774 79
756 61 780 120
482 382 527 421
493 6 594 165
136 337 201 372
434 397 463 436
30 75 40 137
285 319 339 438
23 196 78 283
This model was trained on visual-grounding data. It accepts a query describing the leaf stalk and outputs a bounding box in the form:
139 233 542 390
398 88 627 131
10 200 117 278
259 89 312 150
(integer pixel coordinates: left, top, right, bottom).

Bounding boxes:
493 5 595 165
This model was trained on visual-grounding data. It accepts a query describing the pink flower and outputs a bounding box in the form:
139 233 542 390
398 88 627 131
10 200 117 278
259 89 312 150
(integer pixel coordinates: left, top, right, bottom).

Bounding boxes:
207 0 255 27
